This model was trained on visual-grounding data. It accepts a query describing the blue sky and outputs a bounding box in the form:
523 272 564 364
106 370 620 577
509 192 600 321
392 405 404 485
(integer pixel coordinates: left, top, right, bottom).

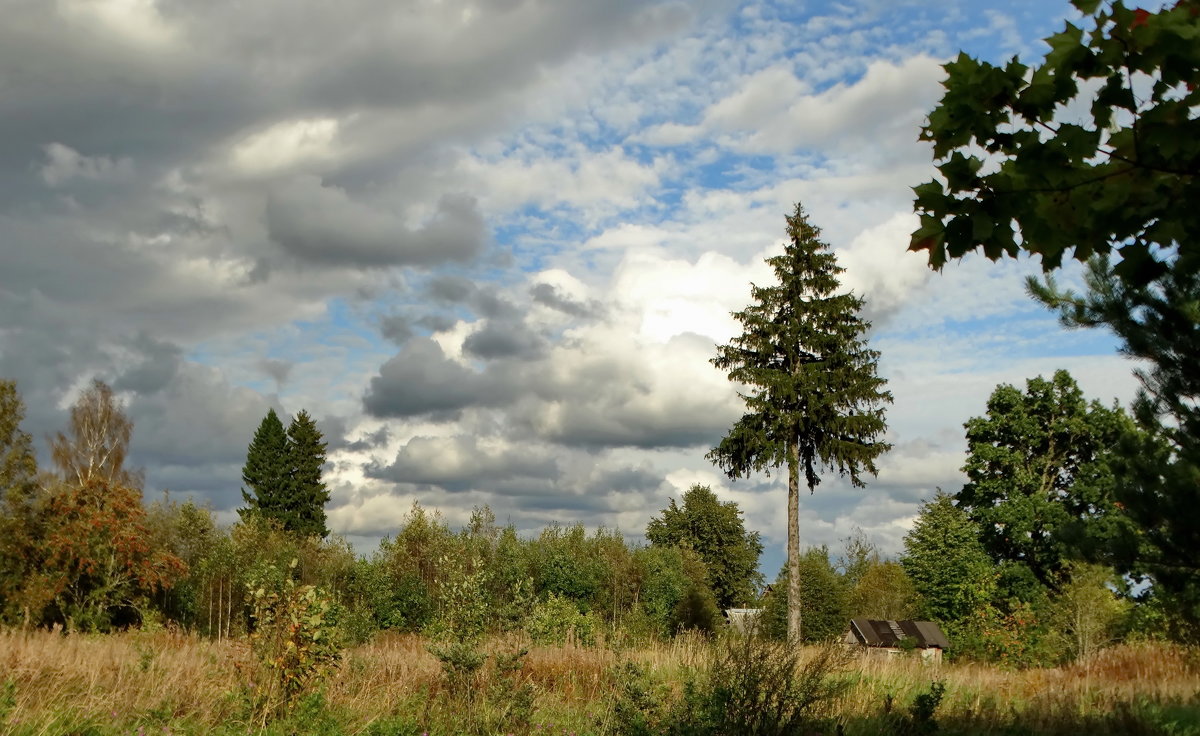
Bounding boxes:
0 0 1144 574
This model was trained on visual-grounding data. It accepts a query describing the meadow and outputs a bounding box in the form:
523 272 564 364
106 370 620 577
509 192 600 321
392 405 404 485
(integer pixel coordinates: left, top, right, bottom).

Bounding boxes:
2 629 1199 736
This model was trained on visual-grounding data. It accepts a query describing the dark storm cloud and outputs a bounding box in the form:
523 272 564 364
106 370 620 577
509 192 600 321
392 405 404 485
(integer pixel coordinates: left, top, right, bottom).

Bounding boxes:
114 334 185 395
126 362 278 471
586 465 665 495
266 178 488 268
345 426 391 453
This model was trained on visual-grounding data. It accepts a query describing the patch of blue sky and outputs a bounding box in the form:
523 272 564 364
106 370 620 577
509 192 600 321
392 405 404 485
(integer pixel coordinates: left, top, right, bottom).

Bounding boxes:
187 299 394 393
752 0 1076 71
491 205 596 271
693 150 806 192
879 313 1125 369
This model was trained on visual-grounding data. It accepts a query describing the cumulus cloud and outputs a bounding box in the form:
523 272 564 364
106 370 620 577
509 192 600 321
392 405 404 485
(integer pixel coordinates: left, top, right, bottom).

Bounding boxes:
837 212 932 323
700 55 945 157
370 435 559 491
363 338 511 418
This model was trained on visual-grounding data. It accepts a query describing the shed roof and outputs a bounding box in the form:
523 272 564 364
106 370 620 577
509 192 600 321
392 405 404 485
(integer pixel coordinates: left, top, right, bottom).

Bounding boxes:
848 619 949 650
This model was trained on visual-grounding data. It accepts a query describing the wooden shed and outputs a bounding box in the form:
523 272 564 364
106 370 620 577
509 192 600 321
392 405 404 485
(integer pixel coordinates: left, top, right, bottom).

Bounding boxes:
723 608 763 633
844 618 949 663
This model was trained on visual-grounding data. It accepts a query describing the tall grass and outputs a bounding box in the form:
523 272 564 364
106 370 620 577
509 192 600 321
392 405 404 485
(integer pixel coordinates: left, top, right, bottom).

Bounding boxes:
1 629 1197 735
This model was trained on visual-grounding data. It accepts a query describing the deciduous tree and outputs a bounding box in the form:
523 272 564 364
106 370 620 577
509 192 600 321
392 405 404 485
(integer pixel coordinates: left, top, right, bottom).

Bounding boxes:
646 484 763 610
956 370 1135 591
910 0 1200 285
1030 260 1200 633
49 380 142 489
709 202 892 641
761 547 849 643
38 384 182 630
910 0 1200 639
40 478 186 630
0 379 42 625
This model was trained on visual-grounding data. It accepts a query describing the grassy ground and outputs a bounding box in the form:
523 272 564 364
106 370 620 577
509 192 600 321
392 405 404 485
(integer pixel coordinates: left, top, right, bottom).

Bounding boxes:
1 629 1198 735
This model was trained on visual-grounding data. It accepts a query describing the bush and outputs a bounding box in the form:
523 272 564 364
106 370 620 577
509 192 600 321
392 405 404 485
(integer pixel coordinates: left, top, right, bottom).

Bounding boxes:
684 635 851 735
526 592 598 646
245 559 342 722
609 634 851 735
609 660 673 736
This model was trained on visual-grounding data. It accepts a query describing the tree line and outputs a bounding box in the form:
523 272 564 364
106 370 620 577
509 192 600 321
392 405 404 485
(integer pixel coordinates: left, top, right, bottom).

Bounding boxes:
0 366 1187 665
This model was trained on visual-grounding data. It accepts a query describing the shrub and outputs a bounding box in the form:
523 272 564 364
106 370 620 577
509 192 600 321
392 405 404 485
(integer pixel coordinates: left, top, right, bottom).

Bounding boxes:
609 634 851 735
245 559 342 722
609 660 673 736
526 592 598 646
683 634 851 735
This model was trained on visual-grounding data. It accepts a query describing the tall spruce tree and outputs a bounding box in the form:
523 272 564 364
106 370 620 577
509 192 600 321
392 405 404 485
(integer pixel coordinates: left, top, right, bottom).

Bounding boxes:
239 408 289 524
708 202 892 641
285 410 330 538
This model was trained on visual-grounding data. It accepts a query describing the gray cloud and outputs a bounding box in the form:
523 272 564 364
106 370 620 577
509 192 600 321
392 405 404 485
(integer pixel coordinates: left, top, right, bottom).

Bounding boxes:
363 338 511 418
415 314 459 333
379 314 414 345
259 358 293 385
427 275 476 303
266 177 487 268
369 434 558 492
345 425 391 453
531 282 599 318
114 334 184 395
462 321 546 361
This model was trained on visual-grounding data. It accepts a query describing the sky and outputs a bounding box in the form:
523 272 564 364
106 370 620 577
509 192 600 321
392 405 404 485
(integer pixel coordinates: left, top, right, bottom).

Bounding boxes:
0 0 1146 575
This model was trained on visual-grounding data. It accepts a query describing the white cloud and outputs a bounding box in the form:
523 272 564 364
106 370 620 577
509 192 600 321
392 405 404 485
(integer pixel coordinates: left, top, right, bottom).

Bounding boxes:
701 54 946 156
454 145 671 222
837 212 931 321
230 118 343 176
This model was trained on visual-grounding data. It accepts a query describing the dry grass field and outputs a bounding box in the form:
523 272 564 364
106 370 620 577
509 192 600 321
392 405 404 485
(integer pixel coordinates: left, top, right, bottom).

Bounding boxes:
1 629 1198 735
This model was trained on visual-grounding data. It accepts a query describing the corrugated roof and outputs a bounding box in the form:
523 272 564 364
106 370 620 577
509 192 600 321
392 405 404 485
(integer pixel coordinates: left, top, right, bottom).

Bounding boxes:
847 619 949 649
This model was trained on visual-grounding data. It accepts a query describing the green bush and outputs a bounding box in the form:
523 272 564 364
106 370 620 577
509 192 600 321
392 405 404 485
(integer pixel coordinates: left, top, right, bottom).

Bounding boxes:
245 559 342 722
526 592 598 646
609 634 851 735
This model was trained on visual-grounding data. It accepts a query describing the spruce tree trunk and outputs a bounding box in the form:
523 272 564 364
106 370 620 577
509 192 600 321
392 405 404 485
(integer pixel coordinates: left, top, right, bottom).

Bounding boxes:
787 437 802 643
